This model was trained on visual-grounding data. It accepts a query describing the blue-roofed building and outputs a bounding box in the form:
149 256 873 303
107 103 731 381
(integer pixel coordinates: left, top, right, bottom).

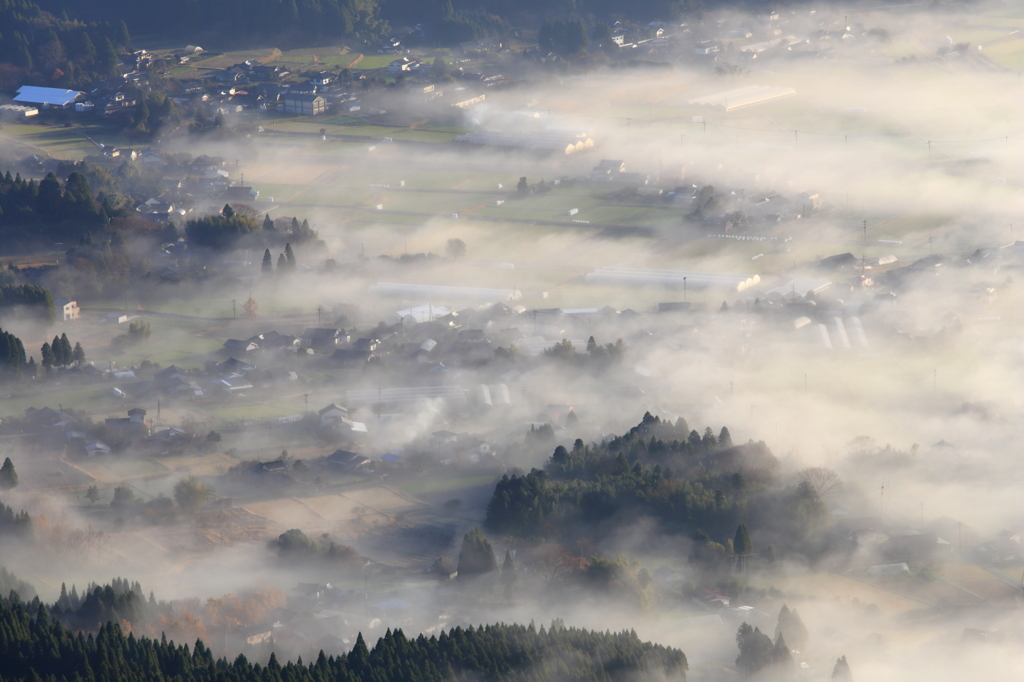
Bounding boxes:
13 86 84 108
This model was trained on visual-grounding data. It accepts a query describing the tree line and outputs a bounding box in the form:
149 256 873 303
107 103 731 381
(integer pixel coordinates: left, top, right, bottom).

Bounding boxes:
187 206 324 252
0 171 117 244
0 497 31 540
36 0 388 45
0 325 87 380
0 283 55 323
40 331 86 373
0 578 689 682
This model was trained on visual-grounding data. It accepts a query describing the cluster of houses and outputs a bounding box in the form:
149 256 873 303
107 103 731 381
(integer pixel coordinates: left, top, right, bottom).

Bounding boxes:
20 405 193 457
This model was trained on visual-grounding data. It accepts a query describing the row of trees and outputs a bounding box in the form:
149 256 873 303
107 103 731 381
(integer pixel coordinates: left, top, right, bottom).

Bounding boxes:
0 497 30 540
0 171 119 245
261 243 297 274
187 207 324 251
735 607 850 680
40 333 85 373
0 283 55 323
542 336 626 365
0 327 29 378
0 582 689 682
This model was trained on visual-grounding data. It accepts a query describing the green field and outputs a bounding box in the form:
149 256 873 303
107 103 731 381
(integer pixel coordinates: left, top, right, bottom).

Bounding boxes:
351 54 396 70
394 474 498 497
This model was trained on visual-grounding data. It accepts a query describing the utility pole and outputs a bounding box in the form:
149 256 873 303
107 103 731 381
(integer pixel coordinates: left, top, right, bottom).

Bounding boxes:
303 393 309 412
683 276 687 302
703 121 706 137
927 140 931 159
231 299 236 319
863 219 867 244
317 306 323 325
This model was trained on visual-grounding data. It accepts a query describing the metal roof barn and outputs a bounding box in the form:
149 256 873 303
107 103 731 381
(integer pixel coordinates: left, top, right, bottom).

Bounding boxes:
14 86 84 107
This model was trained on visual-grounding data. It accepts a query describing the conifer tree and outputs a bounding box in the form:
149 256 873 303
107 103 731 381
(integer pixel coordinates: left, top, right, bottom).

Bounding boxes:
832 655 853 681
263 214 275 231
284 243 296 270
0 457 18 490
40 342 55 374
277 253 286 270
60 334 73 366
734 524 752 555
772 632 794 671
736 622 774 675
73 342 85 366
775 604 809 649
262 248 273 274
51 335 64 366
457 527 497 579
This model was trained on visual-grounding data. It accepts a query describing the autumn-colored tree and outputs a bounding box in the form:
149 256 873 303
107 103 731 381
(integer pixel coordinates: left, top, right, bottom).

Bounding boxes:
243 296 259 318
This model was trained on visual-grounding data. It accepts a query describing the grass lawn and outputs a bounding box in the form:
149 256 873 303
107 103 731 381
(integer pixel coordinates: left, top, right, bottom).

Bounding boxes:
0 124 108 161
351 55 395 70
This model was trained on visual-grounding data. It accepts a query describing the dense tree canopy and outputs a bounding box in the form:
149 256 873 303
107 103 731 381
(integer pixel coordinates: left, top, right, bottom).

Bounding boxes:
0 0 130 90
485 414 832 560
185 210 259 249
0 582 689 682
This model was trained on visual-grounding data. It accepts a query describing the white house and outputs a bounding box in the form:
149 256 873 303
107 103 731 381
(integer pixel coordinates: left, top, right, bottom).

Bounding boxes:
319 403 348 427
53 299 80 321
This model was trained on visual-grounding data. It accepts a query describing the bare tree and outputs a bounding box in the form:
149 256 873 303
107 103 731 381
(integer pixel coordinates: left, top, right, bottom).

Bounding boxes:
798 467 843 499
230 203 258 218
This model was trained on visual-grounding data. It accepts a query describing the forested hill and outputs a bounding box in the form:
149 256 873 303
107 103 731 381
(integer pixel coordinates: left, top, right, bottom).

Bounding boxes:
0 592 688 682
34 0 701 47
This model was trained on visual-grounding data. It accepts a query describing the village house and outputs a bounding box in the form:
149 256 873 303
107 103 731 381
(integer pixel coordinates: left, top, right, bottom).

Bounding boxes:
326 449 371 471
53 298 80 321
302 327 344 351
319 403 349 428
104 408 149 439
